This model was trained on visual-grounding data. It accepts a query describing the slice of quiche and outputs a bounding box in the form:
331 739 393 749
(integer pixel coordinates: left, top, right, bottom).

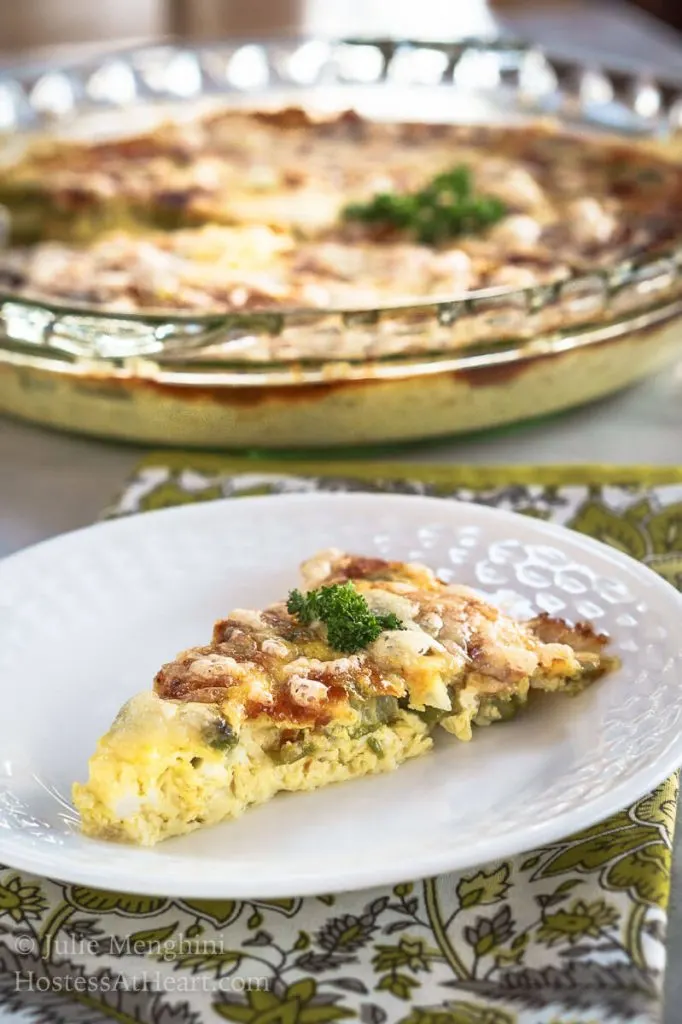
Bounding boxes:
73 549 615 845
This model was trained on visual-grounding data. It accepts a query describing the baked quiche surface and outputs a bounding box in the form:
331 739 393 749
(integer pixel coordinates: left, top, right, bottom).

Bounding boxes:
73 550 615 845
2 110 682 326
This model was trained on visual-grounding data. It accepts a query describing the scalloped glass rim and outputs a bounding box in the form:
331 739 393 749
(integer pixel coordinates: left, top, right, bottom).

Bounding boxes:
2 36 682 361
3 296 681 386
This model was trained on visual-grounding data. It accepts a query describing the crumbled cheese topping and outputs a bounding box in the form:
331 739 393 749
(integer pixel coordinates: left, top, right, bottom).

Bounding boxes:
477 162 548 211
567 198 617 247
384 582 417 594
420 611 443 635
299 548 344 590
245 676 273 704
535 641 580 676
489 214 543 252
261 637 289 658
405 562 436 581
364 588 418 623
370 628 445 664
188 654 252 681
288 675 328 706
283 655 362 678
229 609 266 630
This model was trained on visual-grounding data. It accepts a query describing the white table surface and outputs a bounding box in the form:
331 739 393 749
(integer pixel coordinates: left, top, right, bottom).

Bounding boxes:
1 2 682 1020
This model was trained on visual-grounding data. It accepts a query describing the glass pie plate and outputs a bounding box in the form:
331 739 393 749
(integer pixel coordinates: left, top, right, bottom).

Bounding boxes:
1 37 682 450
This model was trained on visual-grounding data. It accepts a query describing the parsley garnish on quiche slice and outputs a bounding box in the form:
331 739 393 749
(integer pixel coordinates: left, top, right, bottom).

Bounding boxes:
73 549 616 845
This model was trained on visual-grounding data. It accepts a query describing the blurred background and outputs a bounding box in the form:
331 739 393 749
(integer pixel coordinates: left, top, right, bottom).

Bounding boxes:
0 1 680 63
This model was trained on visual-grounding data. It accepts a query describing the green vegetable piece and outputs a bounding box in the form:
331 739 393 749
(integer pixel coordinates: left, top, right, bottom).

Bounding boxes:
268 739 317 766
343 163 506 244
476 694 526 724
350 695 401 737
367 736 385 758
204 718 238 751
270 742 304 765
415 705 452 730
286 582 404 653
287 587 318 624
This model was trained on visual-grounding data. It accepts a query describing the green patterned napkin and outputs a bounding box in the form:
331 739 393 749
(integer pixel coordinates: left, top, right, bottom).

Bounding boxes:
2 459 682 1024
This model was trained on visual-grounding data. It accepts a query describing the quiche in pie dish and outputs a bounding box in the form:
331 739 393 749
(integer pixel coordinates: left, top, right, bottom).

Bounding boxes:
73 550 615 845
2 109 682 327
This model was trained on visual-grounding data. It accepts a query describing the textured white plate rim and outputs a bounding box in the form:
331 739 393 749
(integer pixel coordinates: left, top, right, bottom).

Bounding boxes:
1 491 681 899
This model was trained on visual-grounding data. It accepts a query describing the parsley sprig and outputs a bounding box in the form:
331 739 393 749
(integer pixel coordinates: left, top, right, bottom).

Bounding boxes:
287 582 403 653
343 165 506 245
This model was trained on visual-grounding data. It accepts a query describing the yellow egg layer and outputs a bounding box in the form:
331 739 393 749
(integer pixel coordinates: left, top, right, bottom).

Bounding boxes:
73 692 431 846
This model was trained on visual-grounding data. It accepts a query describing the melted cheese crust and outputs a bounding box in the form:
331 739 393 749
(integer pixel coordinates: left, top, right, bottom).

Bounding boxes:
301 550 609 720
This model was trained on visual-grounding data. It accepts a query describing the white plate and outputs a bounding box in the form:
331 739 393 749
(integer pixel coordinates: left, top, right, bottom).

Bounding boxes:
1 493 681 898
